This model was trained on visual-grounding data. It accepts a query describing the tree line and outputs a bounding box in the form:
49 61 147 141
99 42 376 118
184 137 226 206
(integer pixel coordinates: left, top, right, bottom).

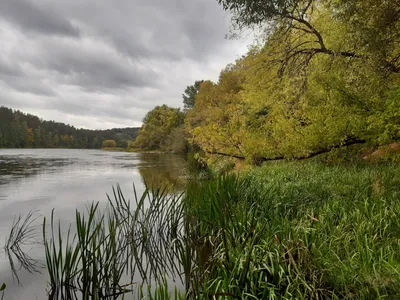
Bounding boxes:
0 106 140 149
134 0 400 162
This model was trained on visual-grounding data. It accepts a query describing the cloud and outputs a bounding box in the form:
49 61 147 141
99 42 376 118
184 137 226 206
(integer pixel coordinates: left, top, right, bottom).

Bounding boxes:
0 0 80 37
0 0 252 129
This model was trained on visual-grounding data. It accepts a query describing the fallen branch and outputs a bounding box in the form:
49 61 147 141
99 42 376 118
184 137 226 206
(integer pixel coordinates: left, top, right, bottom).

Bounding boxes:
207 139 367 162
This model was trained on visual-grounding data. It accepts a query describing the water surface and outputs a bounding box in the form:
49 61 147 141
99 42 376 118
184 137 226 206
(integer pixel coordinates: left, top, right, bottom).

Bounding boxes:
0 149 186 299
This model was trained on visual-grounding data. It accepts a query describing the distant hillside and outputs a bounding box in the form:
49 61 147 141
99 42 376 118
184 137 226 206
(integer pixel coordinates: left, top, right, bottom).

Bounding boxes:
0 106 140 149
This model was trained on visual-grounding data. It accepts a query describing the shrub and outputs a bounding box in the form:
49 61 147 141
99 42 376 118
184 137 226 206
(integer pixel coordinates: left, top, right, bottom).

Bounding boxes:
102 139 116 148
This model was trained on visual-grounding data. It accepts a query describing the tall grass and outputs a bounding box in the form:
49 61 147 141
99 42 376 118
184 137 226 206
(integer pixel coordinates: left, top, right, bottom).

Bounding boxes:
184 161 400 299
20 160 400 299
43 185 187 299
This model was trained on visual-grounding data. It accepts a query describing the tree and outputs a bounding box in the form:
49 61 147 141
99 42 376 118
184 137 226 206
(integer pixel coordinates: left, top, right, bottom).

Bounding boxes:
182 80 204 110
27 128 34 147
102 140 117 148
217 0 400 76
134 105 185 150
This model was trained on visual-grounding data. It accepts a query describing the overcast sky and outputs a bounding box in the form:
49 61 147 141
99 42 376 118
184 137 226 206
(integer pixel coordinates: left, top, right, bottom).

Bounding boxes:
0 0 252 129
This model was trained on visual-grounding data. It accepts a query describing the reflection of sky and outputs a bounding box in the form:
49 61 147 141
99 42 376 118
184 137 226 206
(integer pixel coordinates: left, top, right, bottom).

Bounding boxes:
0 149 186 299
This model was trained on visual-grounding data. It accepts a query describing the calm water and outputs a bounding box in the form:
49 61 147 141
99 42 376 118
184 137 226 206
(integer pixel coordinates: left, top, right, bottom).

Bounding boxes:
0 149 187 300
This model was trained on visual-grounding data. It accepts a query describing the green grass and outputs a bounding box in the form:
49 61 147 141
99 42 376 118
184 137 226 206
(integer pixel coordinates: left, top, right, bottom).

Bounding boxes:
29 160 400 299
184 161 400 299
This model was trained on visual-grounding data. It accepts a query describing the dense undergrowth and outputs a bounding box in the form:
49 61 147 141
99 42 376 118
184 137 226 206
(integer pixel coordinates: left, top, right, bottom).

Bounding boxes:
184 161 400 299
4 160 400 299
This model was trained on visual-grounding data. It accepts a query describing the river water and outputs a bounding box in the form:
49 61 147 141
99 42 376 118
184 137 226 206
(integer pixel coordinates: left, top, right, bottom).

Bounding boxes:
0 149 187 300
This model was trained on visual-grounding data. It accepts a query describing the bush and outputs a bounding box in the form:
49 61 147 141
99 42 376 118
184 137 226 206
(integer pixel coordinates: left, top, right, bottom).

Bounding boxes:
102 139 116 148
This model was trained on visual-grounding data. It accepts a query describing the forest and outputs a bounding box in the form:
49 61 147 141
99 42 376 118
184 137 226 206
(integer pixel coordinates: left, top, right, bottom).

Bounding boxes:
0 106 140 149
134 0 400 163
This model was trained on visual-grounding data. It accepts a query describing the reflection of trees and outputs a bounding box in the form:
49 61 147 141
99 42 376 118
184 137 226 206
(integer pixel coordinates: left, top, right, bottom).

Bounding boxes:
0 157 72 186
137 153 187 192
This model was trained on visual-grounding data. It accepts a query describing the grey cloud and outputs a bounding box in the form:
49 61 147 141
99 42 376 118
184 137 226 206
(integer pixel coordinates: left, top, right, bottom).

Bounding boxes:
0 0 250 129
1 77 56 96
27 39 160 91
0 0 80 37
41 0 232 62
0 58 23 77
0 58 56 96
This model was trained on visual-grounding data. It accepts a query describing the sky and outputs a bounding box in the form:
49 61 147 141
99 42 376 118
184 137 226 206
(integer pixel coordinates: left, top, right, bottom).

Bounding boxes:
0 0 253 129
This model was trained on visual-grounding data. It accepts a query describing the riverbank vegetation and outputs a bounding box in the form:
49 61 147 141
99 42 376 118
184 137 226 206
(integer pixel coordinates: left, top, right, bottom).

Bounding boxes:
2 0 400 299
4 160 397 299
0 106 140 149
133 0 400 164
178 161 400 299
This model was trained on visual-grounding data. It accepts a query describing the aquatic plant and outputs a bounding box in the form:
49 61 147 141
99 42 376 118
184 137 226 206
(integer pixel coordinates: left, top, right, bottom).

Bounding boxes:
43 185 188 299
4 211 42 284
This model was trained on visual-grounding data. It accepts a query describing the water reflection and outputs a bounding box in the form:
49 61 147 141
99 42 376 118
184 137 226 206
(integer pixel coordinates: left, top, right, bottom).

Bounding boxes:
137 153 187 192
0 149 188 299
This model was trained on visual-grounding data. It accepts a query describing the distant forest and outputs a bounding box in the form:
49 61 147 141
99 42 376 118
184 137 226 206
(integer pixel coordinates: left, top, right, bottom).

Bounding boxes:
0 106 140 149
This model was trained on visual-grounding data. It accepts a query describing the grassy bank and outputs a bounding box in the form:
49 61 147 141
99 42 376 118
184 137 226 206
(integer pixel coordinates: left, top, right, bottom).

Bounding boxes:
8 160 399 299
185 161 400 299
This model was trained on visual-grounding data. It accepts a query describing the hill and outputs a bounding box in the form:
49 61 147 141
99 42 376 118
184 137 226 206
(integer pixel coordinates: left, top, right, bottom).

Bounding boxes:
0 106 140 149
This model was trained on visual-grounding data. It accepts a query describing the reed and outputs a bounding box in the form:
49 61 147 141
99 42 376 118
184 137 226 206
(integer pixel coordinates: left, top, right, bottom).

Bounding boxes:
4 211 42 284
43 185 189 299
183 161 400 299
11 160 400 299
0 283 5 300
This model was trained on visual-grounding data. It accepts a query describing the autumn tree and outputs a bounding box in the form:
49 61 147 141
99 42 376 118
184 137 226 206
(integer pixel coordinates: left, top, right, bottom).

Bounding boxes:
134 105 185 151
102 140 117 148
217 0 400 77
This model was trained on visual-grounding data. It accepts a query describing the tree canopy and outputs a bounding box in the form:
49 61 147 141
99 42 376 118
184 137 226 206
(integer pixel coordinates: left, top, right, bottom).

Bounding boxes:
181 0 400 162
133 105 186 153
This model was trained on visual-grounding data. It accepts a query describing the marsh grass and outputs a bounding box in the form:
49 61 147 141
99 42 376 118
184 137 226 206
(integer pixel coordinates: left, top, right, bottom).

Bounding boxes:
9 160 400 299
43 185 188 299
183 161 400 299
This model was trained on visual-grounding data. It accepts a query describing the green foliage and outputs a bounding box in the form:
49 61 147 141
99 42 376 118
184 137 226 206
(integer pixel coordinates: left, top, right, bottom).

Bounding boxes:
184 162 400 299
181 0 400 161
182 80 203 110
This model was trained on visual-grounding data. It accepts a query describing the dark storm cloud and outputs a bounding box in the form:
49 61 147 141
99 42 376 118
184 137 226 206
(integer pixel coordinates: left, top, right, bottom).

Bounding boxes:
0 0 80 37
43 0 233 62
0 0 250 129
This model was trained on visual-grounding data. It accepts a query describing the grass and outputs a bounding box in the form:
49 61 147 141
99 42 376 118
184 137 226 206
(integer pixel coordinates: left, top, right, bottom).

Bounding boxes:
7 159 400 299
183 161 400 299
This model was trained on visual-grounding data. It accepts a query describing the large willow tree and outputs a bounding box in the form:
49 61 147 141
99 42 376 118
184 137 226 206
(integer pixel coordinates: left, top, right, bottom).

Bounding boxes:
186 0 400 161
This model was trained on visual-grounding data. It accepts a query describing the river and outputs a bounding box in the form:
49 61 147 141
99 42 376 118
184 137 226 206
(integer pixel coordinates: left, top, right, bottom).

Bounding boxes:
0 149 187 300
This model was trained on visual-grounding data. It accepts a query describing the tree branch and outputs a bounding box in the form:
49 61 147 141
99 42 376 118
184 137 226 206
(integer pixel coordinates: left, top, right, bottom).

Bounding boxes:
207 139 367 162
